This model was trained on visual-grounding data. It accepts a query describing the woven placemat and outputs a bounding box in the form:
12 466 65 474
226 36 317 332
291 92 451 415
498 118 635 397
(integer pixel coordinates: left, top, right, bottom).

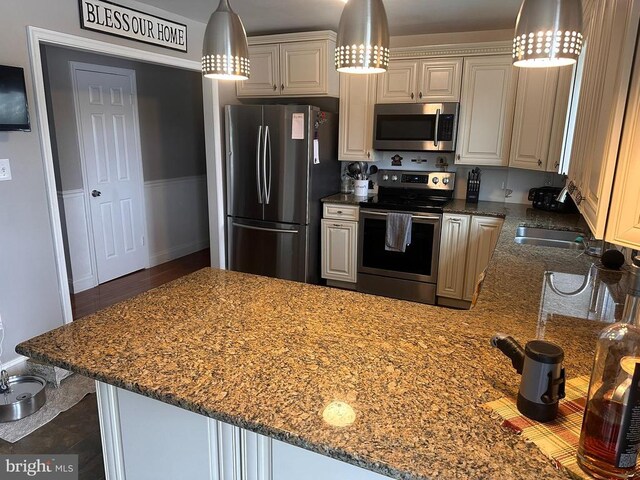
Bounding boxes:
484 375 591 479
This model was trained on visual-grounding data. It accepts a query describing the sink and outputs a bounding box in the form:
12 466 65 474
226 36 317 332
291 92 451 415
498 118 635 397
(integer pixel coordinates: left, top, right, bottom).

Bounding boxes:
514 226 586 250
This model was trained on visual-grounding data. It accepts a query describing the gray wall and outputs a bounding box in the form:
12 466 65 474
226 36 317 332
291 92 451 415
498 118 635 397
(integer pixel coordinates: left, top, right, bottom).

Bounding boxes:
42 45 206 191
0 0 209 365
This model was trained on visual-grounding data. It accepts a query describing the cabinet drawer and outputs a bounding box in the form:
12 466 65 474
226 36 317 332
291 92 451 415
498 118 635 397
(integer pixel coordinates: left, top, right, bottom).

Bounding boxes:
323 204 359 221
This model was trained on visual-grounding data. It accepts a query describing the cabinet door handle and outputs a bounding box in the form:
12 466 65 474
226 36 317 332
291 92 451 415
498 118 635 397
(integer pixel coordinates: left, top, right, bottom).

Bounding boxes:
281 84 285 91
419 92 423 99
538 159 543 167
410 92 415 100
367 151 370 158
456 154 461 161
554 162 560 169
575 191 584 206
333 224 343 227
273 84 277 91
336 210 343 214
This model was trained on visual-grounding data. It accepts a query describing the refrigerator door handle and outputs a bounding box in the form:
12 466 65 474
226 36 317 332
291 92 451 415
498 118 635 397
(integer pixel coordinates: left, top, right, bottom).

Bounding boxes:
232 222 298 234
256 126 263 204
264 126 272 204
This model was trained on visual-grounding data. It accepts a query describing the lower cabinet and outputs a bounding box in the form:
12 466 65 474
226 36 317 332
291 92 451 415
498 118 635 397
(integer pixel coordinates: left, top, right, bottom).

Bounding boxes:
96 382 388 480
321 204 359 285
463 216 504 301
437 213 504 306
437 214 471 300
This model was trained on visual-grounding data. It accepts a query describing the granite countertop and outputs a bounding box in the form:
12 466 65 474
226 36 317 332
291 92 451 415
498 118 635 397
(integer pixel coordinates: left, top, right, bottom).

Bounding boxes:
18 204 619 480
322 192 373 204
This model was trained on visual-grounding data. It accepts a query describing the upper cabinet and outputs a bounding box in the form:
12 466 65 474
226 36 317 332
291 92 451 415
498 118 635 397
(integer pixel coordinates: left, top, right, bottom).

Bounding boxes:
606 27 640 249
566 0 640 238
236 44 280 97
417 58 463 102
377 58 463 103
236 31 339 98
508 68 559 171
455 55 518 166
338 73 377 161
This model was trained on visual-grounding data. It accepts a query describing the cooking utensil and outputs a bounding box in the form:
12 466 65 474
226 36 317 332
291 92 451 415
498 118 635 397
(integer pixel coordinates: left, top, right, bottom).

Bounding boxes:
347 162 361 178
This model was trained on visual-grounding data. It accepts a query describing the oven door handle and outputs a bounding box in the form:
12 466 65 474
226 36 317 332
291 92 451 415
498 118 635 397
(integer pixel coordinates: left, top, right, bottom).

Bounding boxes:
433 108 441 147
362 211 441 221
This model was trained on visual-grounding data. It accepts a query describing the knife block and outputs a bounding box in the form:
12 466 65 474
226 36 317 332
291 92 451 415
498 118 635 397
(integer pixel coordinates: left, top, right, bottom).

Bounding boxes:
466 178 480 204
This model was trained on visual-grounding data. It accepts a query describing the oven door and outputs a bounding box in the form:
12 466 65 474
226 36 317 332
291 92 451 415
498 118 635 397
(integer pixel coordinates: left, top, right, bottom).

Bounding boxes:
358 210 441 284
373 103 458 152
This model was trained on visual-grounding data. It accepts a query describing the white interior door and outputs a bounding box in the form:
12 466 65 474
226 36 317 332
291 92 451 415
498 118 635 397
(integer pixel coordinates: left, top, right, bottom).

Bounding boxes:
72 64 148 284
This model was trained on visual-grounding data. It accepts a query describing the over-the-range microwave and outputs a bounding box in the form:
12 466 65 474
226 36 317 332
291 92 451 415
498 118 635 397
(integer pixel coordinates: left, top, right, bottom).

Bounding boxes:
373 102 459 152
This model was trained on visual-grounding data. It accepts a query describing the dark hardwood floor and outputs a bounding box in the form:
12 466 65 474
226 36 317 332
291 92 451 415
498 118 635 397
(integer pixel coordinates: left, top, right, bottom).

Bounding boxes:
72 248 210 319
0 250 212 478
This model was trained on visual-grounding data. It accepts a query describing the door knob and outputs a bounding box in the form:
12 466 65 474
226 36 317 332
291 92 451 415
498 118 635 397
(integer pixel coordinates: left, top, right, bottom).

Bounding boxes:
91 190 102 197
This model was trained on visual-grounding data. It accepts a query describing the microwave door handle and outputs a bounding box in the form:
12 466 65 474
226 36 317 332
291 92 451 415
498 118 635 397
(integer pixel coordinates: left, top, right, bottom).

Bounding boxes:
434 108 441 147
256 126 263 204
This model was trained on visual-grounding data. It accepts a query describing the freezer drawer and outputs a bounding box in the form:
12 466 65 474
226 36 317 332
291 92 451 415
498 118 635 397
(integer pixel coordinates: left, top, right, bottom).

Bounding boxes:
227 218 309 282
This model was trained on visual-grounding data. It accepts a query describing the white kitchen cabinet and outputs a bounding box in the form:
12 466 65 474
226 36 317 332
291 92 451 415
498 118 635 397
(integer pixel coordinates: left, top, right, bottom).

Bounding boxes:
376 60 417 103
272 438 389 480
321 218 358 284
547 66 575 173
417 58 463 102
280 40 335 96
97 382 390 480
463 216 504 302
606 32 640 250
338 73 377 161
236 44 280 97
508 68 559 171
566 0 639 238
437 213 471 300
236 32 339 98
456 56 518 167
377 58 463 104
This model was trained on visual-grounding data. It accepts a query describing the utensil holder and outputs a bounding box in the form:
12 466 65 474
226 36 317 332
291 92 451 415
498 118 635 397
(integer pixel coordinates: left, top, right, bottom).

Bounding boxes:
354 180 368 197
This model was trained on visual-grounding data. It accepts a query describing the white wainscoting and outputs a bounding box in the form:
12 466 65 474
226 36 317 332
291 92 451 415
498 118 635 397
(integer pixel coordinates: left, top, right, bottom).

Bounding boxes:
144 175 210 267
58 189 97 294
59 175 209 293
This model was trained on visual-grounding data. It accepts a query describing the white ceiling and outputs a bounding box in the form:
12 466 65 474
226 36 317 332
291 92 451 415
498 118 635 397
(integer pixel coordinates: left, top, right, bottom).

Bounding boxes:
135 0 522 36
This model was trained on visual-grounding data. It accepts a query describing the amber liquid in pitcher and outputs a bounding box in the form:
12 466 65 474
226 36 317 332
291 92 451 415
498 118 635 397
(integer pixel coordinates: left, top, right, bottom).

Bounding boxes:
578 398 636 479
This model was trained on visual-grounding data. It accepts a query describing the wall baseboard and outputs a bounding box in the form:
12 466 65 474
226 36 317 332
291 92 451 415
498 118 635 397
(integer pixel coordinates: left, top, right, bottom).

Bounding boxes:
1 355 28 373
149 239 210 267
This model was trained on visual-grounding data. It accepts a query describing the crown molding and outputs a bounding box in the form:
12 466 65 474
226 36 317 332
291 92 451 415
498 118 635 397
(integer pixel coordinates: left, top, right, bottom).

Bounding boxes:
391 40 513 59
248 30 337 46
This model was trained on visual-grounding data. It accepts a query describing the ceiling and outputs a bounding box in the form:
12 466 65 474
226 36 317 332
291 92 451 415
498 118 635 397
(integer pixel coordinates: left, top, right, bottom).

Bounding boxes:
135 0 523 37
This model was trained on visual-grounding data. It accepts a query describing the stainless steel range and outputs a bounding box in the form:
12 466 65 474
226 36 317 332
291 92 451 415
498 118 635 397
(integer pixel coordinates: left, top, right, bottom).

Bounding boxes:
357 170 456 304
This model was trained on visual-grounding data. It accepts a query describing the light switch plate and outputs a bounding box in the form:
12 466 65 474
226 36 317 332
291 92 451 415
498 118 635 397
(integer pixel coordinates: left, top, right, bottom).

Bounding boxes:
0 159 11 181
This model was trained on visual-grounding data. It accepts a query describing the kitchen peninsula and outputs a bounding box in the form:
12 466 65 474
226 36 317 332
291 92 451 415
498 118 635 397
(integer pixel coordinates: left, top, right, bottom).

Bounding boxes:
17 205 608 480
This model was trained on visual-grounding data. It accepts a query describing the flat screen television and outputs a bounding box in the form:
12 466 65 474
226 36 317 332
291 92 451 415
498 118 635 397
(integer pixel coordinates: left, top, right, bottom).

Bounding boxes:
0 65 30 132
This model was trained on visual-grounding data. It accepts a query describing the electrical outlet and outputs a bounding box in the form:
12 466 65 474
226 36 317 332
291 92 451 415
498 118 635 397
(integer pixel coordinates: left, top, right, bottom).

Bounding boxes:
544 173 553 186
0 159 11 181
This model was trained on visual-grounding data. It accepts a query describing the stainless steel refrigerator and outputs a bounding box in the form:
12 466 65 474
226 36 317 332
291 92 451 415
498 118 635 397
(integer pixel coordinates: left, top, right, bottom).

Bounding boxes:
225 105 339 284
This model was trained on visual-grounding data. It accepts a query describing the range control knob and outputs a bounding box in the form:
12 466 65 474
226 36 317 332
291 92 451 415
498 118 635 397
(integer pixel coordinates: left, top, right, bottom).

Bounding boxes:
432 177 440 184
382 174 389 181
442 178 450 185
391 175 398 182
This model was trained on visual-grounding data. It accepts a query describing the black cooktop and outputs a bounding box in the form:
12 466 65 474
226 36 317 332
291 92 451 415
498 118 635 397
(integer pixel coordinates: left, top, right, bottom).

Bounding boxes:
360 194 452 213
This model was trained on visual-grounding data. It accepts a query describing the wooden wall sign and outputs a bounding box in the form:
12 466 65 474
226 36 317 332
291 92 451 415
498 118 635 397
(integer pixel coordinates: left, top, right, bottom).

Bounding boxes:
79 0 187 52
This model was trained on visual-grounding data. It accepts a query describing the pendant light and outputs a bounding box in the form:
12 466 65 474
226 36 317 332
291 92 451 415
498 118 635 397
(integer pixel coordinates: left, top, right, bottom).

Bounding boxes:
513 0 584 68
202 0 250 80
335 0 390 74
